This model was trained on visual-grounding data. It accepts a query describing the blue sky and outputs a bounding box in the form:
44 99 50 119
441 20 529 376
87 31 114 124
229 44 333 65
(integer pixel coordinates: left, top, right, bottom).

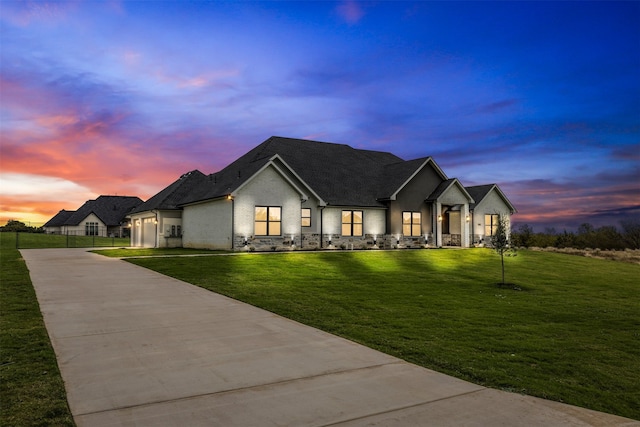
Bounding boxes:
1 1 639 230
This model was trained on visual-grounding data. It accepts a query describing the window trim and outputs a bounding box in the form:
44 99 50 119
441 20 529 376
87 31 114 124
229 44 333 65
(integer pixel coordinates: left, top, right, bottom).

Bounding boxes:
85 221 99 236
341 210 363 237
255 206 282 236
485 214 499 236
301 208 311 227
402 211 422 236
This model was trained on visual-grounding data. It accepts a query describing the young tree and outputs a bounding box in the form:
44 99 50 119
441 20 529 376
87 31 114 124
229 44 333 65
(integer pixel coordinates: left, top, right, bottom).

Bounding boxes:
491 214 510 286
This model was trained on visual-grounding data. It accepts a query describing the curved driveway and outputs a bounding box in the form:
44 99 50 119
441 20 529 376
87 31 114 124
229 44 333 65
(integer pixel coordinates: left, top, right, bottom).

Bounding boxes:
21 249 638 426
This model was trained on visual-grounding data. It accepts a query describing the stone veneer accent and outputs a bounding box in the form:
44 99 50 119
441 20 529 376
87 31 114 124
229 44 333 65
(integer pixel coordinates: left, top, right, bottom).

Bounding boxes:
234 233 436 252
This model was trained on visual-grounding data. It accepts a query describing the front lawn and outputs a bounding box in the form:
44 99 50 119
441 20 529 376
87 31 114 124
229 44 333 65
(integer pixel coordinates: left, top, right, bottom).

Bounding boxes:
126 249 640 420
0 235 75 426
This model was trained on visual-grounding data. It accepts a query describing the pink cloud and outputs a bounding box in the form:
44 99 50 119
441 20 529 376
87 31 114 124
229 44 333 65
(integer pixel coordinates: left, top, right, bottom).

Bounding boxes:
336 1 365 25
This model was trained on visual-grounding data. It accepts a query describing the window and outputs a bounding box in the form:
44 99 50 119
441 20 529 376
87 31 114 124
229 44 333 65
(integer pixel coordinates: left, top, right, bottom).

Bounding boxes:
402 212 421 236
255 206 281 236
85 222 98 236
301 208 311 227
485 214 499 236
341 210 363 236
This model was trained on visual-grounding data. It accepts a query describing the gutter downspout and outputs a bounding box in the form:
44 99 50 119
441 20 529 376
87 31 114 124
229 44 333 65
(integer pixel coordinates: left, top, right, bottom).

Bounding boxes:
153 210 159 248
320 206 325 249
230 196 235 251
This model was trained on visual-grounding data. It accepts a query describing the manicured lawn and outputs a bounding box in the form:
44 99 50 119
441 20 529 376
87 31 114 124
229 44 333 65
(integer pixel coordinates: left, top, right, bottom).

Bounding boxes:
127 249 640 420
0 235 75 426
92 247 227 257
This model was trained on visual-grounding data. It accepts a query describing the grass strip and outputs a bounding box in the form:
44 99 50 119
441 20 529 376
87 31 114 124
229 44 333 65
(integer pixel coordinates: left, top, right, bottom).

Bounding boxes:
0 236 75 426
92 247 227 257
127 249 640 420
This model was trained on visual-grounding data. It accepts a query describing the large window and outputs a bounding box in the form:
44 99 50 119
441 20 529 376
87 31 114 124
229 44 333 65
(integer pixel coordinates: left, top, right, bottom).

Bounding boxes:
342 210 363 236
255 206 281 236
485 214 499 236
301 208 311 227
85 221 99 236
402 212 421 236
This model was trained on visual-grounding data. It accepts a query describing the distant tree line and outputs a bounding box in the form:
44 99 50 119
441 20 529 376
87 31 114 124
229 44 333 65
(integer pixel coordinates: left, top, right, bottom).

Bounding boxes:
511 219 640 250
0 220 44 233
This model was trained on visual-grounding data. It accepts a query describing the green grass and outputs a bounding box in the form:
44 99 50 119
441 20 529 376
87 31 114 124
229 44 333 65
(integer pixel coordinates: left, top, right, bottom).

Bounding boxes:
7 232 130 249
92 247 227 257
126 249 640 420
0 235 75 426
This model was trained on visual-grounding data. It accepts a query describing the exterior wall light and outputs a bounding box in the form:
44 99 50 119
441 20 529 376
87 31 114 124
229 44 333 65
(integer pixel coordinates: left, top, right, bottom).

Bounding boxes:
243 238 248 246
465 215 470 222
437 215 443 222
227 194 233 200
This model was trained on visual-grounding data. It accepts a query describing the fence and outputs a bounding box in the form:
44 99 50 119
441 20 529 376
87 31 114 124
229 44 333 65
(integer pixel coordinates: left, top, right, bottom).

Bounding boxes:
7 232 131 249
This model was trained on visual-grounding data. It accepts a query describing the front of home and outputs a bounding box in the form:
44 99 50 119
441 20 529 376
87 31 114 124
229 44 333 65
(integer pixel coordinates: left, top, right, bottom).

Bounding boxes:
129 137 516 251
44 195 142 238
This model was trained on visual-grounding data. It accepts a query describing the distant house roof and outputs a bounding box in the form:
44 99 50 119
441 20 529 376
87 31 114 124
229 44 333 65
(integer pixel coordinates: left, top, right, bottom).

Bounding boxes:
43 209 75 227
129 170 207 214
466 184 517 213
180 136 452 208
63 196 143 226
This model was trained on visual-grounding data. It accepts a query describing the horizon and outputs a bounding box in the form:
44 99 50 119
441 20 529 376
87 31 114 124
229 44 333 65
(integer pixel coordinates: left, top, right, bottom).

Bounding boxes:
1 1 639 232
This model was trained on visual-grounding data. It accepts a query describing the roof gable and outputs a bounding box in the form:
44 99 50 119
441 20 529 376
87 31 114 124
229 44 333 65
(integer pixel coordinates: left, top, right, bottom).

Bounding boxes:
466 184 517 213
381 157 448 201
427 178 475 204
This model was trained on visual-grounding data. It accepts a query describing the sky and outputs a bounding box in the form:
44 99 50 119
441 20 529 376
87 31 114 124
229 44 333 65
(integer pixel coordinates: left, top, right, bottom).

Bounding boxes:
1 1 639 232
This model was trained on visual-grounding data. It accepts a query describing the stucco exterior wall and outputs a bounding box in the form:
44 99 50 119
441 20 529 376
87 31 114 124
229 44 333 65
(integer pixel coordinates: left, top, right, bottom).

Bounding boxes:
234 165 304 251
388 163 442 236
158 211 182 248
62 213 106 237
183 199 233 250
318 206 386 248
471 189 513 244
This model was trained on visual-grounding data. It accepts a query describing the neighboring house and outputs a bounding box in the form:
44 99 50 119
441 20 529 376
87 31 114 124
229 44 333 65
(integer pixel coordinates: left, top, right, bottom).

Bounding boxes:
44 196 143 237
131 136 516 251
43 209 75 234
128 170 208 248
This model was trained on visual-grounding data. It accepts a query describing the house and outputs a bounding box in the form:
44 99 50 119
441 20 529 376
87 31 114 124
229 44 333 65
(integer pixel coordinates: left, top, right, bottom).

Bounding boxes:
44 195 143 237
130 136 516 250
43 209 75 235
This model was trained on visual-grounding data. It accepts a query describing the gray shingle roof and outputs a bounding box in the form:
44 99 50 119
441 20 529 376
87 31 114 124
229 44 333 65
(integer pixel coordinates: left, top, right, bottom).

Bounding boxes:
129 170 207 214
64 196 143 226
181 136 420 207
44 209 75 227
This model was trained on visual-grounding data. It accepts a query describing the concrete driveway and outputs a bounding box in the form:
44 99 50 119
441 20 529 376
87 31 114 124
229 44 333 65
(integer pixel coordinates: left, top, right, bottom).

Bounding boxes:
21 248 638 426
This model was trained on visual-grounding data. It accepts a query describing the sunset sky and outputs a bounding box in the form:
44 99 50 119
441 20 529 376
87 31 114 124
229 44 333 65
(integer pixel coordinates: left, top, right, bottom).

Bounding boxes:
1 1 639 231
